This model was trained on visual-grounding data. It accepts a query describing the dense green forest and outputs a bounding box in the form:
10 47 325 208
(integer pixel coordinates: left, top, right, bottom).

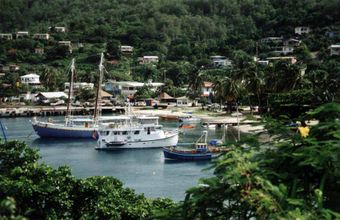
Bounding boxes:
1 0 339 117
0 1 340 219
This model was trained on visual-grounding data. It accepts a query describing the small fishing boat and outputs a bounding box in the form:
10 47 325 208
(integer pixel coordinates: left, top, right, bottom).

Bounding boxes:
178 116 201 123
160 115 178 121
179 124 196 129
163 131 212 161
202 123 216 129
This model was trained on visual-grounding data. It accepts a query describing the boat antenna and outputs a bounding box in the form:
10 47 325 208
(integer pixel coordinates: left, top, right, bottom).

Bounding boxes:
236 103 240 141
65 58 75 126
94 53 104 124
196 130 208 144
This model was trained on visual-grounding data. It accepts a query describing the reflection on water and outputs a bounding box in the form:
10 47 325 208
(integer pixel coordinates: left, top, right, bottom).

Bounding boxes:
0 115 233 201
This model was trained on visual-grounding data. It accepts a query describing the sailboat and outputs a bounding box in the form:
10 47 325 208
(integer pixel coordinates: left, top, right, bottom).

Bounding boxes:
32 53 116 139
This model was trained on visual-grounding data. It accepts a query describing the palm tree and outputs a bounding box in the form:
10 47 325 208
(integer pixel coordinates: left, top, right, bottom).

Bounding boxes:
41 66 58 91
188 66 205 99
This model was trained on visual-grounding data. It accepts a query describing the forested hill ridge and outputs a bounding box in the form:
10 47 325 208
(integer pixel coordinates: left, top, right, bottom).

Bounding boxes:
0 0 339 116
1 0 339 58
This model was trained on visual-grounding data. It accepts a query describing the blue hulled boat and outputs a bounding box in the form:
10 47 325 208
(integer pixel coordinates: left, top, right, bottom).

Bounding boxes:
163 131 213 161
163 146 212 160
32 117 97 139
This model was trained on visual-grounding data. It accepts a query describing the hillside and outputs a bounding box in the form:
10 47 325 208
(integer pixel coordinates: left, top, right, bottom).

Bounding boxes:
0 0 339 115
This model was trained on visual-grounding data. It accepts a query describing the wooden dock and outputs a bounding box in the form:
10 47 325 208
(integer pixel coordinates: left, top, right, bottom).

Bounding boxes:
0 106 125 117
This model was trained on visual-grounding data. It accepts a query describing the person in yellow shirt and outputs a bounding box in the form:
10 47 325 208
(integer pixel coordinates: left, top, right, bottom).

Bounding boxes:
298 121 310 138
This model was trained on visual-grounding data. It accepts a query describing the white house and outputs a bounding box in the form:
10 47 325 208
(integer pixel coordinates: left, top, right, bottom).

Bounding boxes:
210 56 232 67
20 74 40 85
105 80 164 96
295 27 311 35
201 81 214 97
329 45 340 56
16 31 29 38
0 33 13 40
35 92 68 103
49 26 67 32
34 48 44 54
139 56 159 64
64 82 94 92
267 56 297 64
274 46 294 55
283 38 301 47
120 45 134 53
58 41 72 53
260 37 283 44
33 33 50 40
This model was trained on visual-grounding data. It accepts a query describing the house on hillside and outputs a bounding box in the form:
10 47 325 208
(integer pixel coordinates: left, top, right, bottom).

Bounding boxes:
120 45 134 53
283 38 301 47
9 64 20 71
210 56 232 67
329 45 340 56
325 31 340 39
34 48 45 54
16 31 29 38
58 41 72 53
20 74 40 85
49 26 67 33
0 33 13 40
267 56 297 64
105 80 164 97
138 56 159 64
273 46 294 55
295 26 311 35
260 37 283 44
33 33 50 40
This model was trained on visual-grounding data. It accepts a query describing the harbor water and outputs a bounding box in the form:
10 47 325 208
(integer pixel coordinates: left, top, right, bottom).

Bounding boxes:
0 116 233 201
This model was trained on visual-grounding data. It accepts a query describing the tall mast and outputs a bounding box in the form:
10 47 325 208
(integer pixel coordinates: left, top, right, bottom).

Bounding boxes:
66 58 75 125
93 53 104 123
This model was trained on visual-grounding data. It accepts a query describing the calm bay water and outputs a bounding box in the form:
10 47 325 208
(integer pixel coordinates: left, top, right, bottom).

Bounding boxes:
0 116 228 201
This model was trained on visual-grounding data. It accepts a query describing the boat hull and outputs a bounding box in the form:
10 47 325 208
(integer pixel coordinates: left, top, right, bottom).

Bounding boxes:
163 147 212 160
32 122 96 139
96 131 178 149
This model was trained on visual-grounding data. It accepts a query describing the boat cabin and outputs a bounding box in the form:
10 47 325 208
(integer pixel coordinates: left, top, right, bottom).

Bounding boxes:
195 143 209 153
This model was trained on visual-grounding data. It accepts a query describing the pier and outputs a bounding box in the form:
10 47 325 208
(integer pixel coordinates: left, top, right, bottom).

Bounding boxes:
0 106 125 117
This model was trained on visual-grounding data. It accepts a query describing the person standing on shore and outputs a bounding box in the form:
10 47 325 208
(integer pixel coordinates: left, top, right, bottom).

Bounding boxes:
298 121 310 138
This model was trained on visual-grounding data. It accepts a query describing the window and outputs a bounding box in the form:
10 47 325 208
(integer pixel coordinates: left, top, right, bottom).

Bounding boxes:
122 131 128 135
134 130 140 135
